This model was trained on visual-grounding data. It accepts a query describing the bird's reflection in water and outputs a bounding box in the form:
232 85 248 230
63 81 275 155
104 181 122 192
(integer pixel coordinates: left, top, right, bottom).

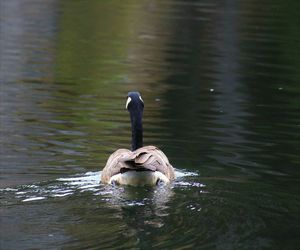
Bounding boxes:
103 184 174 238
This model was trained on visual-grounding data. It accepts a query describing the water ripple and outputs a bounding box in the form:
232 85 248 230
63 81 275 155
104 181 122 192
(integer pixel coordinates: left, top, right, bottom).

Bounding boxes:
0 170 203 206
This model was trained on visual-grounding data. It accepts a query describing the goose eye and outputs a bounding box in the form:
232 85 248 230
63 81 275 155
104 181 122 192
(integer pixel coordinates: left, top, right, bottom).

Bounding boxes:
126 97 132 109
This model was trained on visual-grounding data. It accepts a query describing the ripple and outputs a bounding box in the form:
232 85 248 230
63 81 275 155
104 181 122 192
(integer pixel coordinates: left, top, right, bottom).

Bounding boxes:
22 197 46 202
0 169 201 205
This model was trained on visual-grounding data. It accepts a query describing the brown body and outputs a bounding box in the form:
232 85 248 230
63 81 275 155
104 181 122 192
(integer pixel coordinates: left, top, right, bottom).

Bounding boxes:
101 145 175 185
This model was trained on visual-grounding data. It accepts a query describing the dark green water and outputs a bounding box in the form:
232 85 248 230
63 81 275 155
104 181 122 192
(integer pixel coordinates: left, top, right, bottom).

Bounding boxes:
1 0 299 249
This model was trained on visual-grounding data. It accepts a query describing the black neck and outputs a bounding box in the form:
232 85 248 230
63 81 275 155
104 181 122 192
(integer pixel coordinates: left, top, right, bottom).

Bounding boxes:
130 109 143 151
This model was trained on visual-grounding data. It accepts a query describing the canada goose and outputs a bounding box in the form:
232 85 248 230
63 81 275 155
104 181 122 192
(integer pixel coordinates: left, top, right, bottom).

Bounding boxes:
101 92 175 186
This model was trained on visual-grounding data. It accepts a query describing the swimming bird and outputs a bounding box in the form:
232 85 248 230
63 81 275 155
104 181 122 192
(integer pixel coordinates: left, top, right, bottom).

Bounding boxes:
101 92 175 186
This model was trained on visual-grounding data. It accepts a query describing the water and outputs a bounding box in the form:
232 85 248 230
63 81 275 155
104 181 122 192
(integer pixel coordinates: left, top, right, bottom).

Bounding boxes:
0 0 299 249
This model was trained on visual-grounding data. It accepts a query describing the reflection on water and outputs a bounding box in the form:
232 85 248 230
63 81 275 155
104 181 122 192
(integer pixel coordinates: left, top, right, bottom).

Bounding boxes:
1 0 300 249
1 170 204 249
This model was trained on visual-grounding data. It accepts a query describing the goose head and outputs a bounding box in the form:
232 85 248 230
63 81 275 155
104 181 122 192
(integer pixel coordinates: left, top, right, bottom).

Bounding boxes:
126 92 144 151
126 91 144 111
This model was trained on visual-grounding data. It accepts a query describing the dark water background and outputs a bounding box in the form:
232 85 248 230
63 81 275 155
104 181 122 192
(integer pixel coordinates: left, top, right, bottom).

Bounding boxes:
1 0 299 249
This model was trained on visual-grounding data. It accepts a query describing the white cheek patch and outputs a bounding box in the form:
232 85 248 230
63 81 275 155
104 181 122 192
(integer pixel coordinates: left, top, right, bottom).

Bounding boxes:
139 96 144 103
126 97 132 109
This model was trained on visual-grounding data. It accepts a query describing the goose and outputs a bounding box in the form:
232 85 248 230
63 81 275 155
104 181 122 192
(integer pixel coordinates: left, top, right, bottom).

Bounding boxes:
101 92 175 186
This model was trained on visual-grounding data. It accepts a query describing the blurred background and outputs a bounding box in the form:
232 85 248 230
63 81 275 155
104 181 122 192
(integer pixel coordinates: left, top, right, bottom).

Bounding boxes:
1 0 299 249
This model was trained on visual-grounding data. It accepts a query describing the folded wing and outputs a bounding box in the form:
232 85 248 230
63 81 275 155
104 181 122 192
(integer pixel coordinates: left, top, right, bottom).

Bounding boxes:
101 146 175 183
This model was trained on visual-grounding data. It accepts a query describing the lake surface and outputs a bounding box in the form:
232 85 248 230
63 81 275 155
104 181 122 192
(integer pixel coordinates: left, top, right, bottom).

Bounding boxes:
1 0 299 249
